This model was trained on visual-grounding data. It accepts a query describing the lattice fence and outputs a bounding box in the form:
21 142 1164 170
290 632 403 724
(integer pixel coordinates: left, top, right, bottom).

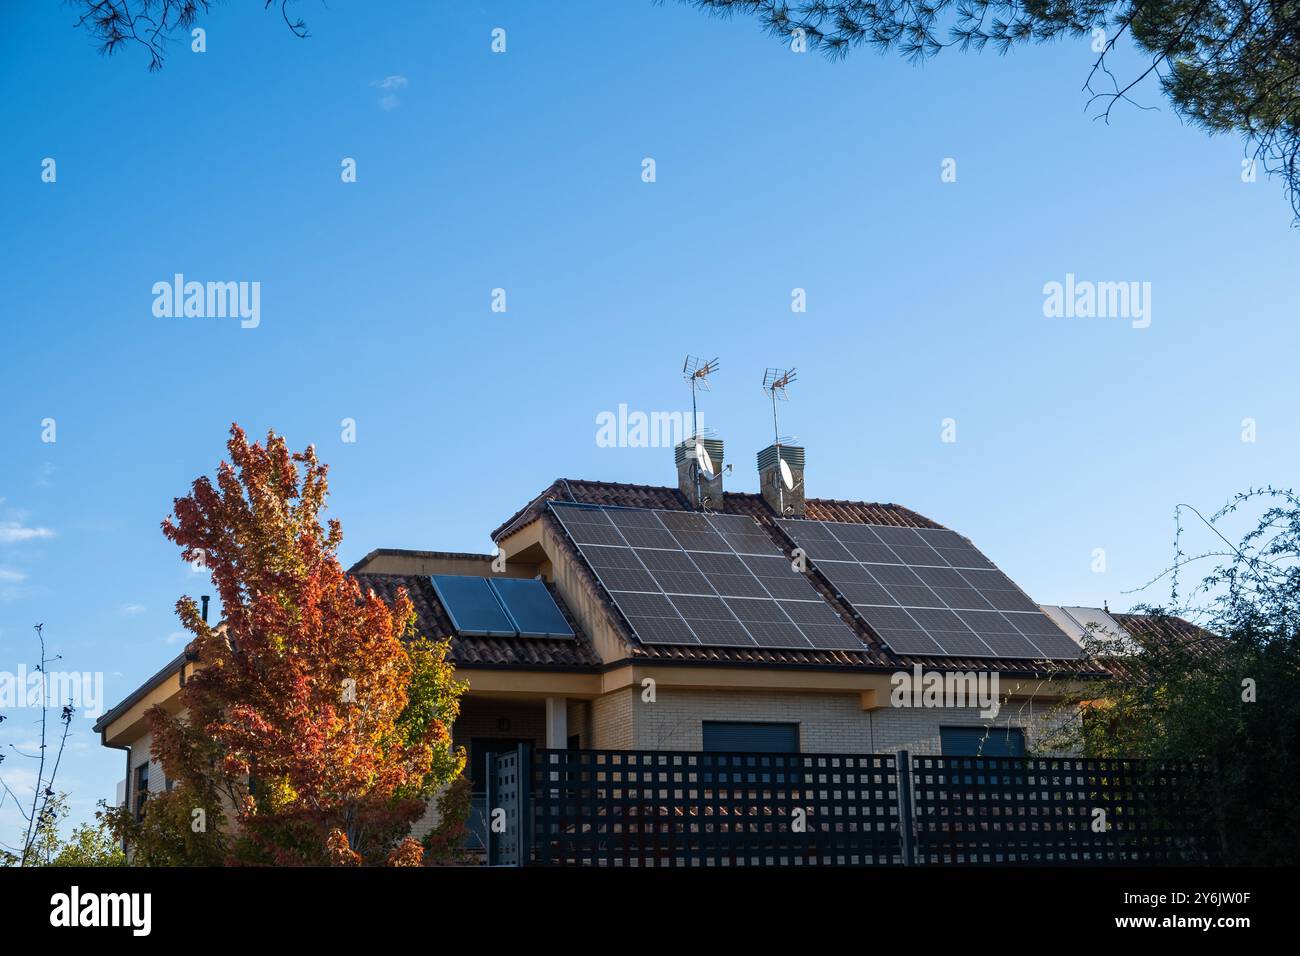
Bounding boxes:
909 755 1215 865
529 749 903 866
495 748 1217 866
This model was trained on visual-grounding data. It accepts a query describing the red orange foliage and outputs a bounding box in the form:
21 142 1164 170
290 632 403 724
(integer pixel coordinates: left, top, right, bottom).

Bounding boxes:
135 425 465 865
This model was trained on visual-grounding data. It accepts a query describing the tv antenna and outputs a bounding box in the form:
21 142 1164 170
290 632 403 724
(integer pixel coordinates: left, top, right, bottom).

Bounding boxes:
683 355 718 441
762 367 800 513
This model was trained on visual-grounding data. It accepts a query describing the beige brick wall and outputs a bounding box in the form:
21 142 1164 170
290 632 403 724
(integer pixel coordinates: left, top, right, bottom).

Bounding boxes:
566 699 591 747
625 688 1077 756
591 688 634 749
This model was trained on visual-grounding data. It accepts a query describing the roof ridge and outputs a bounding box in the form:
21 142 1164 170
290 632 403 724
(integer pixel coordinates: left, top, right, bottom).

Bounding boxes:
347 547 496 574
492 478 949 539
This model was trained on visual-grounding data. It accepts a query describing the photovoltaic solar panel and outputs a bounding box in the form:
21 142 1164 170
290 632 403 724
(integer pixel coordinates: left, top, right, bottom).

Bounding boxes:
548 503 866 652
776 519 1080 660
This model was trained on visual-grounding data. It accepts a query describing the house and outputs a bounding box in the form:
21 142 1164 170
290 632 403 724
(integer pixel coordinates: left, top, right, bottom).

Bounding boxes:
92 438 1193 842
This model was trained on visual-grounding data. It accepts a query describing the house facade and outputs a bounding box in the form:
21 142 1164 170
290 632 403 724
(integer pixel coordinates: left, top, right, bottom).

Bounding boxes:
94 440 1174 842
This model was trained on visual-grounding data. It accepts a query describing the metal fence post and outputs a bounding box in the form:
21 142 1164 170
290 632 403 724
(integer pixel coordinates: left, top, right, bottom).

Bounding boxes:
485 750 498 866
518 742 533 866
896 750 915 866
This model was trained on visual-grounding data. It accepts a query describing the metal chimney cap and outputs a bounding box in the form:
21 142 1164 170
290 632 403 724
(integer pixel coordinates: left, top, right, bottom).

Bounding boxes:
757 443 804 471
675 437 724 466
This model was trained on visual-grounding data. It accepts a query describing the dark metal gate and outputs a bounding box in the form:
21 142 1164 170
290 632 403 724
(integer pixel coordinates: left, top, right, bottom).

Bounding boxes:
485 743 531 866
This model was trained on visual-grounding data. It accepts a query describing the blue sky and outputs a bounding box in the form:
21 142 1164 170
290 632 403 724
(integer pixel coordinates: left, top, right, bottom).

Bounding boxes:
1 1 1295 836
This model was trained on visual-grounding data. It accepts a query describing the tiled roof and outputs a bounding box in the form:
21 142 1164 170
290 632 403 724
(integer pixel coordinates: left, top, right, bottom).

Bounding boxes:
1101 612 1225 681
353 572 602 670
505 479 1106 678
1111 612 1218 649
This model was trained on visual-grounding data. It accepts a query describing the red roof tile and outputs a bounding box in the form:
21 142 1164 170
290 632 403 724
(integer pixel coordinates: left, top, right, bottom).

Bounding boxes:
1101 612 1225 680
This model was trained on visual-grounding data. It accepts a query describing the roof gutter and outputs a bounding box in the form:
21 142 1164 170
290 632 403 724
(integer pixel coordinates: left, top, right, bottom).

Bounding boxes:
91 650 188 735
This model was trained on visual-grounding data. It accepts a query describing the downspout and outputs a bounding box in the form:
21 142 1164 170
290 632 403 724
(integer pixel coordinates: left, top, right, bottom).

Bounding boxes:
100 732 132 854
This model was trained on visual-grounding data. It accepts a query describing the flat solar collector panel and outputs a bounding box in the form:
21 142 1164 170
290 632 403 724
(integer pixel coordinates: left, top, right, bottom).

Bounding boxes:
430 575 517 637
490 578 576 639
430 575 576 640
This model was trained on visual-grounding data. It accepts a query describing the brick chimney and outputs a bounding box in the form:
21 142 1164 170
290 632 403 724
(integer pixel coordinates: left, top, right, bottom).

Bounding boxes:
675 438 724 510
758 443 805 517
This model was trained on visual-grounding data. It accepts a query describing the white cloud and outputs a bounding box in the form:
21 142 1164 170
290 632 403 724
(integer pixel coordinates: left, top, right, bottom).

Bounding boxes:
0 568 26 583
371 74 408 110
117 603 146 616
164 631 189 645
0 522 54 544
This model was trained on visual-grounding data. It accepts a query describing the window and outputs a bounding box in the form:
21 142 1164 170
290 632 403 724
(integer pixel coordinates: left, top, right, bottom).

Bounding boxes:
940 726 1026 757
133 762 150 821
701 722 800 788
702 721 799 753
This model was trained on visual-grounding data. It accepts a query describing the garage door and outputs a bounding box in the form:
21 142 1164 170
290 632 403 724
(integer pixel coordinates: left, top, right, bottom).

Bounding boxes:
702 720 799 753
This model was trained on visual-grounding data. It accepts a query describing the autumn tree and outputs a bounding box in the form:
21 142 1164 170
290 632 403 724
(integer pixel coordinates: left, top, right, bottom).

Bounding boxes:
105 424 466 865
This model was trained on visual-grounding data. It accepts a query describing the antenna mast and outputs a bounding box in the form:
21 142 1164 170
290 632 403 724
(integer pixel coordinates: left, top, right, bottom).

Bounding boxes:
683 355 719 441
682 356 719 508
762 367 797 514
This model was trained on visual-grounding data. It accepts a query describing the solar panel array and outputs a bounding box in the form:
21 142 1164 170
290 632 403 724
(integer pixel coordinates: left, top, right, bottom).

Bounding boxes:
430 575 576 639
775 519 1081 660
548 503 865 651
